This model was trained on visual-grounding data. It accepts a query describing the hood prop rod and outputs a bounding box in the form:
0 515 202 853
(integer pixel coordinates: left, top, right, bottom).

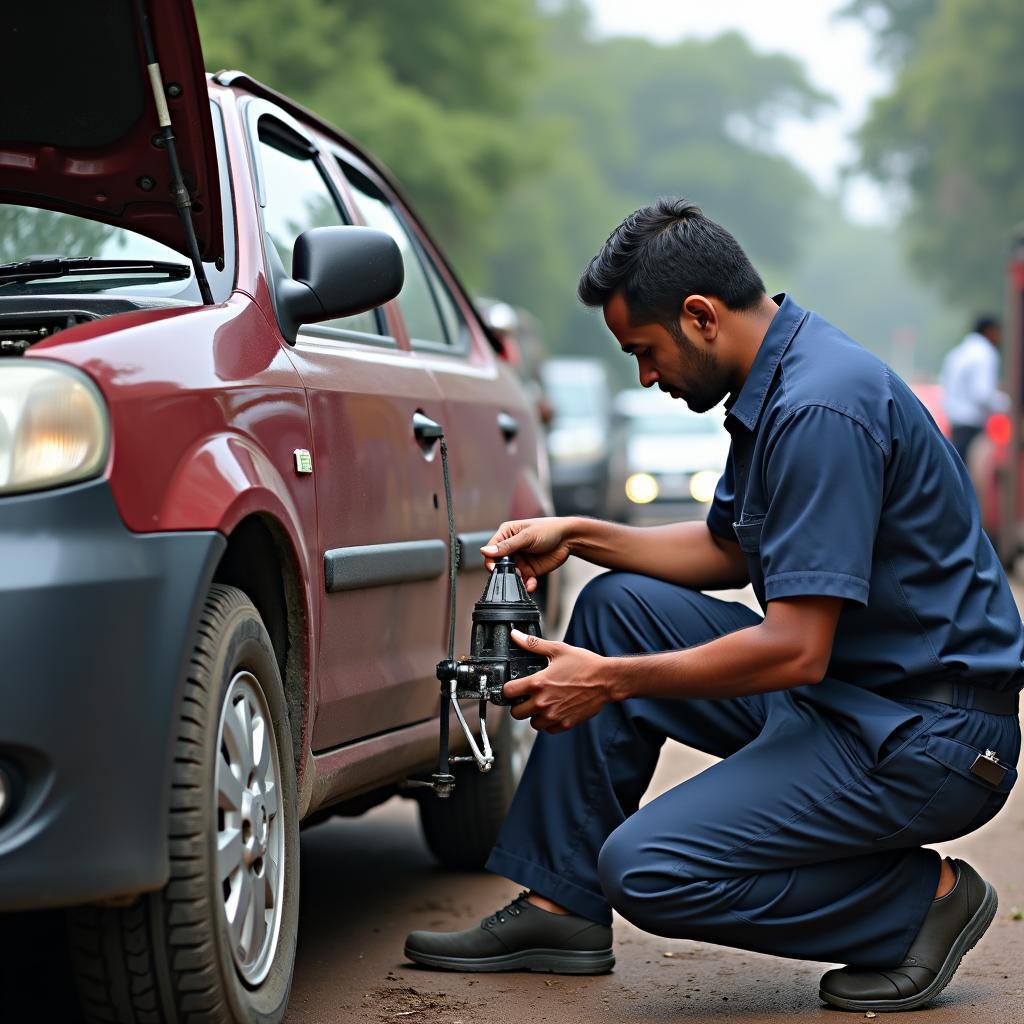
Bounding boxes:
132 0 214 305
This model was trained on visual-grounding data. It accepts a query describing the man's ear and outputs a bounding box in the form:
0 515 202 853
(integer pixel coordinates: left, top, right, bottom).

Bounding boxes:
681 295 718 338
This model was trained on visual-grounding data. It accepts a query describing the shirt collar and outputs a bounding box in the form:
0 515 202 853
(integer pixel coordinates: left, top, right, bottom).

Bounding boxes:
725 293 808 432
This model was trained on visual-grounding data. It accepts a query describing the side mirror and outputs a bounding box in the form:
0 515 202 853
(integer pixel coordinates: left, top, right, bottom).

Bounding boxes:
277 226 404 344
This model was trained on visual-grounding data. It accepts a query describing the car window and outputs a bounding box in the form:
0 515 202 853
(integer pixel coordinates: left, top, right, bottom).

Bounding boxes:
338 161 452 347
257 130 380 337
423 259 469 349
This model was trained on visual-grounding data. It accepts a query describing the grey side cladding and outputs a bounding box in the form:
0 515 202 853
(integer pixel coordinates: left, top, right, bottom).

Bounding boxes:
456 531 496 572
324 539 447 592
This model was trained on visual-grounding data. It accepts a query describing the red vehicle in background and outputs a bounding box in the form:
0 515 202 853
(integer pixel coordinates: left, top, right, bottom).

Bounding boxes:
908 380 1013 550
907 381 950 439
963 411 1013 547
971 228 1024 561
0 5 553 1022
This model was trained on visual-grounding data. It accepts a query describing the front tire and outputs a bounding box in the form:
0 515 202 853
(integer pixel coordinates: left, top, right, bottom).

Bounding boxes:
69 585 299 1024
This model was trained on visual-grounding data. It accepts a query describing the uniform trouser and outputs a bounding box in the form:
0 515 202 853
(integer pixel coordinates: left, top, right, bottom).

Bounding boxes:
486 572 1021 968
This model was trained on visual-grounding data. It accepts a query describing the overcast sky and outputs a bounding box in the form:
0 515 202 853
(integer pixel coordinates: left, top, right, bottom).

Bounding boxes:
586 0 891 222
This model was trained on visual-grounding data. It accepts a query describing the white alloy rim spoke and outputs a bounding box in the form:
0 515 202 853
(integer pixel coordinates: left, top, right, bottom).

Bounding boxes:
214 671 286 986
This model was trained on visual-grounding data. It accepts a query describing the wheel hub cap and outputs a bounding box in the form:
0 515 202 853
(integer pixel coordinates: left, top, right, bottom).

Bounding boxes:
215 671 286 986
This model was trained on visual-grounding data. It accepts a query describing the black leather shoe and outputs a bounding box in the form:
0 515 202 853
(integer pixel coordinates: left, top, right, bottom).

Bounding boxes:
819 859 998 1012
404 891 614 974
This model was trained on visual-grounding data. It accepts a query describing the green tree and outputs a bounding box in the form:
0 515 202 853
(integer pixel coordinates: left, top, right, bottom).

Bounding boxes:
782 195 958 377
0 207 117 264
195 0 541 269
476 5 831 352
849 0 1024 311
840 0 937 64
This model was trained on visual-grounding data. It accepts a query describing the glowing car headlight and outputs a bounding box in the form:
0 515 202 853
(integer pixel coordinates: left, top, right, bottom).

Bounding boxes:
689 470 719 504
625 472 659 504
0 362 110 496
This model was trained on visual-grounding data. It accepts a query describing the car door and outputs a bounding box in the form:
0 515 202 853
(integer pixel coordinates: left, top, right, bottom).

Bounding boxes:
245 104 450 751
333 152 540 647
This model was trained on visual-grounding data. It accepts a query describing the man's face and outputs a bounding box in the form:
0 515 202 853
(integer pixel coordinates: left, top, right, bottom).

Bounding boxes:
603 291 732 413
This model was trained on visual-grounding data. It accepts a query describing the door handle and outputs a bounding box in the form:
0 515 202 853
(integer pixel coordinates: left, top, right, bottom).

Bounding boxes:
497 412 519 442
413 411 444 445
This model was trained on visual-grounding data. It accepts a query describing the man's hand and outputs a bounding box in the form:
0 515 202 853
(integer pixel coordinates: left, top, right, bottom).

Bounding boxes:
503 628 611 733
481 517 575 593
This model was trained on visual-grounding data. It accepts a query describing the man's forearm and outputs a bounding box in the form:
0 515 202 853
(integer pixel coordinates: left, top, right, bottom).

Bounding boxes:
568 516 749 591
605 621 821 702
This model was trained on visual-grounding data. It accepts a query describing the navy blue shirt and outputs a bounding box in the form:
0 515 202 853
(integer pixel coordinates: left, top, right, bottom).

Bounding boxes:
707 295 1024 693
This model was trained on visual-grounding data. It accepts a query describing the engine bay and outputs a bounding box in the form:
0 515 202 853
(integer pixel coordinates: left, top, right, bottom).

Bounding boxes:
0 296 184 356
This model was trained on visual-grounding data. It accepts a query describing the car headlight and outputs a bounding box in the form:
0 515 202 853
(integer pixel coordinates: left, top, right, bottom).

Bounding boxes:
625 472 659 504
689 470 719 504
0 362 110 496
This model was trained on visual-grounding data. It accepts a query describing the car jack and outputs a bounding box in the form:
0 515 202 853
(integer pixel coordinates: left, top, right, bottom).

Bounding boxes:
403 423 546 798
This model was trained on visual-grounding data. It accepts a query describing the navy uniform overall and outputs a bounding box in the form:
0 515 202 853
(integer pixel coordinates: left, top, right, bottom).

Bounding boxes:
486 296 1023 966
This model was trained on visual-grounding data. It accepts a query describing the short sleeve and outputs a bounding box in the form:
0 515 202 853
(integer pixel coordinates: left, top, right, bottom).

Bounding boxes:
760 405 885 605
705 455 736 540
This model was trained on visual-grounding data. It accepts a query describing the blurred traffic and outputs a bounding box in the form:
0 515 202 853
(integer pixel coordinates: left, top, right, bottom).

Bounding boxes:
605 389 729 523
539 357 612 517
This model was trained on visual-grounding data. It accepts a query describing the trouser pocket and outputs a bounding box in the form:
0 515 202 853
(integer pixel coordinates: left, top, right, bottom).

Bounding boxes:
874 733 1017 845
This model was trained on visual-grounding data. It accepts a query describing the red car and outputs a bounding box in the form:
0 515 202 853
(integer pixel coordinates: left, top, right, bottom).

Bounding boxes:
0 5 552 1021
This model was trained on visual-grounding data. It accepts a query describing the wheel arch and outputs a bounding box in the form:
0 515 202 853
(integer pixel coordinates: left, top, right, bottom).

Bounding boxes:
211 512 313 794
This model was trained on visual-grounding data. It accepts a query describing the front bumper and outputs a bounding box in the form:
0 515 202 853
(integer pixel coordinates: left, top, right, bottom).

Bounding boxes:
0 480 224 910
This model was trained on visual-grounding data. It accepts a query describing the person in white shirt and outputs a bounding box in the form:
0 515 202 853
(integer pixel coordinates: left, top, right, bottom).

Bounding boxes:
940 316 1008 462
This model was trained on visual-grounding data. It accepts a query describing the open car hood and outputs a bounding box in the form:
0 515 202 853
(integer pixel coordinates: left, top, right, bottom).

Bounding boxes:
0 1 221 263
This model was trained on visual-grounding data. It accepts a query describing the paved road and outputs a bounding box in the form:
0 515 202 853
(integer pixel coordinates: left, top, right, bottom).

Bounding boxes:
284 559 1024 1024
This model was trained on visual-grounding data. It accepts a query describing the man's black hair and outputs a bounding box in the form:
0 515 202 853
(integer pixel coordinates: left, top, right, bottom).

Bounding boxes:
974 315 1001 335
578 198 765 326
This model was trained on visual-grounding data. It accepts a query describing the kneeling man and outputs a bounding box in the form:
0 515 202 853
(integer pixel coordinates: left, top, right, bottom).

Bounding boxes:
405 199 1022 1013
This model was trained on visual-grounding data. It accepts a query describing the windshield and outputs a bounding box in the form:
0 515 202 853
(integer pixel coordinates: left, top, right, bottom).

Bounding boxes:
0 102 234 303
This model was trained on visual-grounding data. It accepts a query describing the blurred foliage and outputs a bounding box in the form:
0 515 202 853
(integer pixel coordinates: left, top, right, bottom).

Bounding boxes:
781 195 957 377
840 0 937 64
474 1 832 351
196 0 541 267
194 0 959 376
0 207 117 264
196 0 827 346
848 0 1024 313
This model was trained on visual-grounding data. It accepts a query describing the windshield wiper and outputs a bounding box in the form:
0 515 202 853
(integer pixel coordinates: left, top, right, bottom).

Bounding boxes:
0 257 192 286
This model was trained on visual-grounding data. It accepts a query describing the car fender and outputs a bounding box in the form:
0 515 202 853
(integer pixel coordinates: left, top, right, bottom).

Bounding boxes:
158 432 318 750
159 432 309 542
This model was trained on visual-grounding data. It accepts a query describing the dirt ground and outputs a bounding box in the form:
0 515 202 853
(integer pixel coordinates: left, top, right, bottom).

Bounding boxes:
283 560 1024 1024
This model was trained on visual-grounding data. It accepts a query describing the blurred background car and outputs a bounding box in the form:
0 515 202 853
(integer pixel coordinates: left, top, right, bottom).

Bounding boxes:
541 357 612 517
476 297 554 428
606 388 731 524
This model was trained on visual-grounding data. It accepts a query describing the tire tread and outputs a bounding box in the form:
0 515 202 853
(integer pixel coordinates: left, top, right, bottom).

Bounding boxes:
68 586 269 1023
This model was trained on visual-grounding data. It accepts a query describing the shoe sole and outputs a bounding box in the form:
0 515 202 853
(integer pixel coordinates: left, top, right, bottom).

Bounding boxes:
404 945 615 975
819 882 998 1012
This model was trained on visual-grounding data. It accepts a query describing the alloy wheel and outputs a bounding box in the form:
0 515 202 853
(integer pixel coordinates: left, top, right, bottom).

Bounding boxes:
215 671 286 986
